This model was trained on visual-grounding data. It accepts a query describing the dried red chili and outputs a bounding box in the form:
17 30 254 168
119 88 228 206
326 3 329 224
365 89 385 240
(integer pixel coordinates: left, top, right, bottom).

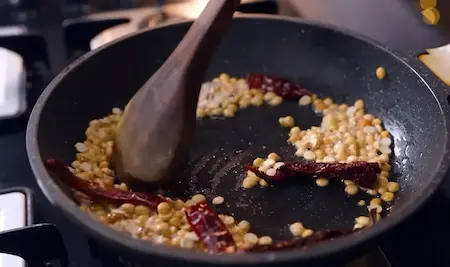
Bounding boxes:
184 200 236 253
245 161 380 188
46 158 165 209
369 209 378 225
246 73 313 98
247 227 355 252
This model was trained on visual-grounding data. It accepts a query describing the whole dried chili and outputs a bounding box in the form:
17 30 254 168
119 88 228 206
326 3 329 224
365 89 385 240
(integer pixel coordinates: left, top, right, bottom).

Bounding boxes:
184 200 236 253
246 73 313 98
245 161 380 188
247 227 355 252
46 159 165 210
369 208 378 225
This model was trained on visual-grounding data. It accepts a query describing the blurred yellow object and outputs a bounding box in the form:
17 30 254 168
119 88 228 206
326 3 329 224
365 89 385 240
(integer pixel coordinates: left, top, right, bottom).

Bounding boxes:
419 44 450 86
422 7 440 25
420 0 437 9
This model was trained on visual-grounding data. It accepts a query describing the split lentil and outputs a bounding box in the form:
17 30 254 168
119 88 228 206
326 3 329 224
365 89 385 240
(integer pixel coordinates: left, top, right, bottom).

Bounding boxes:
289 222 305 237
67 73 398 253
376 67 386 80
212 196 225 205
357 200 366 207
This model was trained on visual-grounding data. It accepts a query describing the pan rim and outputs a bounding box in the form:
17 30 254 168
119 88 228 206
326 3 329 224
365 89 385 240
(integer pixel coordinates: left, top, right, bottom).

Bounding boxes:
26 13 450 264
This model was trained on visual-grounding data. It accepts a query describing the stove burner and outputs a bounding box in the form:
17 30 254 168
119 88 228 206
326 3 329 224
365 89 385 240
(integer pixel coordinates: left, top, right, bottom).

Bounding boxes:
142 10 185 28
63 0 279 62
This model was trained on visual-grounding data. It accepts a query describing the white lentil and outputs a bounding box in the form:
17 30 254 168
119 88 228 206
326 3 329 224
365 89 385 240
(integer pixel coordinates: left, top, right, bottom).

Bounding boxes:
322 156 336 163
269 96 283 106
273 162 285 169
298 95 312 106
192 194 206 203
303 150 316 161
355 216 370 227
366 189 378 196
258 236 273 245
289 222 305 237
279 116 295 128
180 238 195 248
380 137 392 147
223 216 235 225
75 142 88 153
244 233 259 245
266 168 276 176
212 196 225 205
259 159 276 172
380 146 392 155
367 204 383 213
184 232 199 241
263 92 276 102
363 126 376 134
79 162 92 172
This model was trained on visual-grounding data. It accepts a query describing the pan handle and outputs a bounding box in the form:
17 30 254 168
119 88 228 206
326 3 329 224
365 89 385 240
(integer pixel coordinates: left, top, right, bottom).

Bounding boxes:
0 223 68 267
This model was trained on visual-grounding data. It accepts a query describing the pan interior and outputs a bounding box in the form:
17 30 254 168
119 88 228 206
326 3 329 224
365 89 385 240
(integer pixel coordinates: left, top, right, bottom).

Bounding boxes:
36 18 447 242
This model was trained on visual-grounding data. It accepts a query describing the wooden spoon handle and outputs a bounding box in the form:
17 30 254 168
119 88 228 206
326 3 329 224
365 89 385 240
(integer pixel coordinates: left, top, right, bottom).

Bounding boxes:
155 0 241 86
174 0 242 65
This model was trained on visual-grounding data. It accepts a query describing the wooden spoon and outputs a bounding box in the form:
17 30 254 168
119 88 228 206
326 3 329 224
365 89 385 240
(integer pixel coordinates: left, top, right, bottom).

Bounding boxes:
114 0 241 184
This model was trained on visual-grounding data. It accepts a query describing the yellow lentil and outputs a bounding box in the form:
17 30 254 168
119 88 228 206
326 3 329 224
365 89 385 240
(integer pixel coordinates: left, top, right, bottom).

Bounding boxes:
267 152 281 161
381 192 395 202
259 179 269 187
191 194 206 203
301 229 314 238
253 157 265 167
120 203 135 214
242 177 258 189
345 184 359 195
238 220 251 232
157 202 171 215
376 67 386 80
269 96 283 106
316 177 329 187
370 198 382 206
387 181 400 193
357 200 366 206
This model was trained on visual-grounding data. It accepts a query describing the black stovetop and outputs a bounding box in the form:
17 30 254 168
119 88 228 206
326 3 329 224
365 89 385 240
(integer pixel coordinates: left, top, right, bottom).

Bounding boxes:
0 1 449 266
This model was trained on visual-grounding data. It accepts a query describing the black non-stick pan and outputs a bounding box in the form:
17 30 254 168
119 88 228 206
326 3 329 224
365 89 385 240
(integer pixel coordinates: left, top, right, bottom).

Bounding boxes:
26 15 450 267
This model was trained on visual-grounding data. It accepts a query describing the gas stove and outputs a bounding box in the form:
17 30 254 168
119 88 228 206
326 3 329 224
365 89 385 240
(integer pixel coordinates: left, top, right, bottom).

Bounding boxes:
0 1 448 267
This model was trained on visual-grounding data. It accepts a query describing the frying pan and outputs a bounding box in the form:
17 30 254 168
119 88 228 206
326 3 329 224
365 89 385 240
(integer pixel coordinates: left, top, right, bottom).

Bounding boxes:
26 14 450 267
